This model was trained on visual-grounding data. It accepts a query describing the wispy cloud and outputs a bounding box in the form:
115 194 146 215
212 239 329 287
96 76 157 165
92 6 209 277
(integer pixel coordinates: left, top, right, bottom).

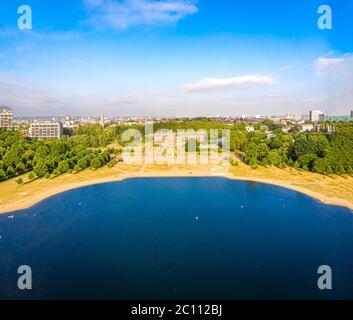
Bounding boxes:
315 54 353 79
83 0 198 30
286 50 335 73
181 75 276 92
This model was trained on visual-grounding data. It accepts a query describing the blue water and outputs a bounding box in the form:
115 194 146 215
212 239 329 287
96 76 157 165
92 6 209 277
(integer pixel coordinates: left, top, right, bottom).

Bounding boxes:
0 178 353 300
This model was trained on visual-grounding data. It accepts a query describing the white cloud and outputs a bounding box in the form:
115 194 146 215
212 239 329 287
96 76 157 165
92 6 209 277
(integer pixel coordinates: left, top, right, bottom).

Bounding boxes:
182 75 276 92
83 0 198 30
315 54 353 79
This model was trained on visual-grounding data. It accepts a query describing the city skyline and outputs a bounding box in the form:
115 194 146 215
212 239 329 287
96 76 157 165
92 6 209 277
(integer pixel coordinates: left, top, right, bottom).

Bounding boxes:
1 0 353 117
3 108 353 120
3 105 352 125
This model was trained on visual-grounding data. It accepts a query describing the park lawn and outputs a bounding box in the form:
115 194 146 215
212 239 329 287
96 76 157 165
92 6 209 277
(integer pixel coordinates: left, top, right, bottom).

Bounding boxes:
230 160 353 204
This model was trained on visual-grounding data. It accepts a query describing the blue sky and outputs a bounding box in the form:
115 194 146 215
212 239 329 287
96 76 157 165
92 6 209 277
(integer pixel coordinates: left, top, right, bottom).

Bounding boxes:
0 0 352 116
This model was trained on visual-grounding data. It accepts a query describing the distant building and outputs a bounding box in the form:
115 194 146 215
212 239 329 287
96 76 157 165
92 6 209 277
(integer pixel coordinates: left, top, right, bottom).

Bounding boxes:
351 110 353 118
284 113 302 121
319 115 353 122
317 123 336 133
282 126 291 133
309 110 324 122
99 113 105 127
0 107 14 130
29 121 63 139
300 123 314 132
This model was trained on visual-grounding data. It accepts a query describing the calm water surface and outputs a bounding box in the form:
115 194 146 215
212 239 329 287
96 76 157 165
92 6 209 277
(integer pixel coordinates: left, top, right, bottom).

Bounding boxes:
0 178 353 300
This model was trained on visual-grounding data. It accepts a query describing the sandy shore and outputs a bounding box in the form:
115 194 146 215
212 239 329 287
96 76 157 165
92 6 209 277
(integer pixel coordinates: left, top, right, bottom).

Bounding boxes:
0 167 353 215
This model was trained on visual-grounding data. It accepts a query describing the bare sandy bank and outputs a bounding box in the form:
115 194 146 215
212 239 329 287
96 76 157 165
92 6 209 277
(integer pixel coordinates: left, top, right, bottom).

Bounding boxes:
0 167 353 215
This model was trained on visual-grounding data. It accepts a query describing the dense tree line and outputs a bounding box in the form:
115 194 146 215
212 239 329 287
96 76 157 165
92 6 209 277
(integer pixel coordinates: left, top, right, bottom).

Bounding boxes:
0 125 119 182
135 119 353 174
231 121 353 174
1 120 353 183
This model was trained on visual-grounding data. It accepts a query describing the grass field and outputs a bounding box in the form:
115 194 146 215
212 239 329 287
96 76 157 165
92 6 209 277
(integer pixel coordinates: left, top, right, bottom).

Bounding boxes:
230 161 353 204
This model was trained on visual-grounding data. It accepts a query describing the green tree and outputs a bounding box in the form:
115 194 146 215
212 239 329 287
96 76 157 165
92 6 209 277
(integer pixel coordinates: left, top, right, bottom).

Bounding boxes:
15 177 23 185
248 157 258 169
266 150 282 166
313 158 333 174
16 162 26 174
57 160 70 174
28 172 35 180
330 126 353 172
296 154 318 171
0 169 6 181
34 160 49 178
6 166 15 177
90 157 102 169
77 158 89 170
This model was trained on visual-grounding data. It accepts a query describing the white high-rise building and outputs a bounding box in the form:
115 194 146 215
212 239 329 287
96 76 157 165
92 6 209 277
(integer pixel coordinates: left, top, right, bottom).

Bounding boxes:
0 107 14 130
99 113 105 127
29 121 63 139
309 110 324 122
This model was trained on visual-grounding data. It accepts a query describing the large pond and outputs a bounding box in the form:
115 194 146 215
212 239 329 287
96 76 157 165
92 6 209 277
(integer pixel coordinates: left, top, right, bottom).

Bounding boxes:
0 178 353 299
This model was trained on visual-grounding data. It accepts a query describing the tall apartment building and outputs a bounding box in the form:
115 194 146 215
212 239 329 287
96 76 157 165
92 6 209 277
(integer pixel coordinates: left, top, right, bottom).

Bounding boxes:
29 121 63 139
0 107 14 130
309 109 324 122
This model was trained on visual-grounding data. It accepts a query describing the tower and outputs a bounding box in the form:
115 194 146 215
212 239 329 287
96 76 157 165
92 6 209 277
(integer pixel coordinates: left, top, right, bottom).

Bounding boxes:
309 109 324 122
100 112 105 128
